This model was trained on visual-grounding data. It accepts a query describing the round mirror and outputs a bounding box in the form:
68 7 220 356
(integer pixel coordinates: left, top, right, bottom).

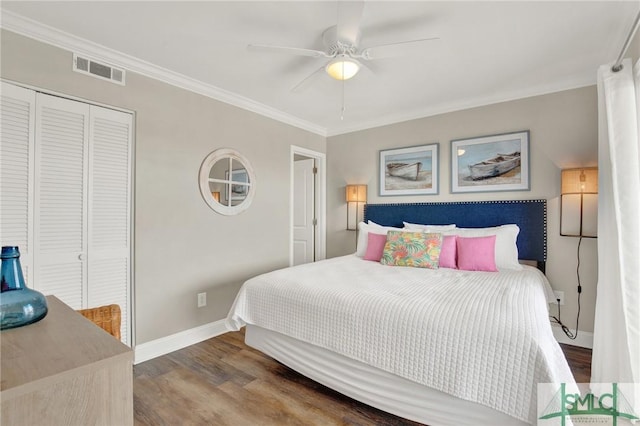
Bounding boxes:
199 148 256 215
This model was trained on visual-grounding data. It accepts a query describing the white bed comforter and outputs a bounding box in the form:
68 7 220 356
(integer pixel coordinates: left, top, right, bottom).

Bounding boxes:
227 255 576 424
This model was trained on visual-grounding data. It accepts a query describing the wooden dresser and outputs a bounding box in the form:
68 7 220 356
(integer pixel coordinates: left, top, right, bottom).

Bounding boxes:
0 296 133 426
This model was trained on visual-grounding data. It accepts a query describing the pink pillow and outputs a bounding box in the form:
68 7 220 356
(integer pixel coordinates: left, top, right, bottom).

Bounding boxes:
456 235 498 272
363 233 387 261
438 235 457 269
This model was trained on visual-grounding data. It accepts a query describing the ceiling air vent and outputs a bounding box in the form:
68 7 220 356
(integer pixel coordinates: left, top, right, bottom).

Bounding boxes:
73 54 125 85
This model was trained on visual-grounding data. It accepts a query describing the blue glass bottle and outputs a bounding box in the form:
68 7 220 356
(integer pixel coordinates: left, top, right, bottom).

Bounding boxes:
1 246 48 330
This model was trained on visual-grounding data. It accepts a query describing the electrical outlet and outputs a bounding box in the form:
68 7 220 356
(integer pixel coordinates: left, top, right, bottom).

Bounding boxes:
197 292 207 308
553 290 565 306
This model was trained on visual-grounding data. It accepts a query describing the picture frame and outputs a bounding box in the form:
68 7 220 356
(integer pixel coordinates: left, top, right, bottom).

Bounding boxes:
450 131 529 193
225 169 249 201
379 143 439 196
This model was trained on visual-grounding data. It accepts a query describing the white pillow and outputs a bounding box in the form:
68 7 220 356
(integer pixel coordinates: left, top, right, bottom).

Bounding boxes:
367 220 386 227
403 222 457 232
356 221 403 257
442 224 522 270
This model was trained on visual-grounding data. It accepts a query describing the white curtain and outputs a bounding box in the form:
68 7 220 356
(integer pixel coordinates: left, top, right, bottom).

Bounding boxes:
592 58 640 410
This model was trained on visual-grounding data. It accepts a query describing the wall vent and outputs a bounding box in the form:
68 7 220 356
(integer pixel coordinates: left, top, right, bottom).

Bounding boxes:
73 54 125 85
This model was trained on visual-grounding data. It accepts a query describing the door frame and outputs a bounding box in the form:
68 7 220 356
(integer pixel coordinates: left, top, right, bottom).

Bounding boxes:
290 146 326 266
2 79 136 348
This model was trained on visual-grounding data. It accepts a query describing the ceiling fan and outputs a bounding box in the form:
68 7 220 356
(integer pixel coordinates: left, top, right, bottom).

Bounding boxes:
248 1 439 92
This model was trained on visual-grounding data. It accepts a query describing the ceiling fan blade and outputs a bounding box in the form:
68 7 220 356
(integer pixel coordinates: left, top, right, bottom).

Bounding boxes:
336 1 365 46
361 37 440 60
358 60 376 75
291 65 326 93
248 44 329 58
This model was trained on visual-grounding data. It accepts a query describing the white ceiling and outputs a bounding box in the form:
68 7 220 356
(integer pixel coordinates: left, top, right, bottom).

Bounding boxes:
1 1 637 136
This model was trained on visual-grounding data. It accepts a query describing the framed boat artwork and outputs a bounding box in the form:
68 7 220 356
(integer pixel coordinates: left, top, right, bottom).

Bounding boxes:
379 143 439 196
451 131 530 193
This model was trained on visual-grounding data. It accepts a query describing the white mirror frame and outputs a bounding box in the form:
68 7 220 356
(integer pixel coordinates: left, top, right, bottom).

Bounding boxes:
199 148 256 215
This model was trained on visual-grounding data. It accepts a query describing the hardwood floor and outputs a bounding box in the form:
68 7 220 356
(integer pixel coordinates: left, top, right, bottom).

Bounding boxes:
559 343 592 383
133 330 592 426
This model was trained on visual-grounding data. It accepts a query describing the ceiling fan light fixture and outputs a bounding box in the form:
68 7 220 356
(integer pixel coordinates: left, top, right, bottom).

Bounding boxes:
325 56 360 81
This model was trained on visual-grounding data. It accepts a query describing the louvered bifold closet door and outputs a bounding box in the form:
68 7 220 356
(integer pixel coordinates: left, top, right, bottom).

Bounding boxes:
34 93 90 309
0 83 36 284
88 106 132 345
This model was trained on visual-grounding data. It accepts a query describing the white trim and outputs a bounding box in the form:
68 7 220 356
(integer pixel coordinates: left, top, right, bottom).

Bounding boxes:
552 324 593 349
128 112 137 350
134 319 229 364
290 146 327 266
326 80 595 136
1 78 135 116
0 11 327 137
2 10 600 139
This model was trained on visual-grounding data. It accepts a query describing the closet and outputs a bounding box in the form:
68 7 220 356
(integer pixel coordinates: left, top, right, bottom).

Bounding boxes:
0 82 133 345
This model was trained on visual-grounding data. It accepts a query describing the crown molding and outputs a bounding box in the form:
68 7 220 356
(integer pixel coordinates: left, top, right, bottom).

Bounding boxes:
0 10 328 137
326 78 596 137
1 10 601 139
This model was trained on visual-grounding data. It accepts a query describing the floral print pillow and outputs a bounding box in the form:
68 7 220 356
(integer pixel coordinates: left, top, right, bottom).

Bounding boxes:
380 231 442 269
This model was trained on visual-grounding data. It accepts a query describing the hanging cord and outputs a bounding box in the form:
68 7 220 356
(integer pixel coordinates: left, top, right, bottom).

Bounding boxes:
341 66 346 120
550 237 582 339
336 1 346 121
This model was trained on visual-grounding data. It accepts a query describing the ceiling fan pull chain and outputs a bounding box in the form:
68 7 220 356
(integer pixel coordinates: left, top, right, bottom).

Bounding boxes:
341 70 346 120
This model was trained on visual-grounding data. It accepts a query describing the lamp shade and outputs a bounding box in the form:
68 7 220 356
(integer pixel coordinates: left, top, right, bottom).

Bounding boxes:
560 167 598 237
346 185 367 203
561 168 598 194
326 57 360 81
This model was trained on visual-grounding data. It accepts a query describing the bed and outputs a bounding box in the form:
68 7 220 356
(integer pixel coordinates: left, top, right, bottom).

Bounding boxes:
227 200 576 425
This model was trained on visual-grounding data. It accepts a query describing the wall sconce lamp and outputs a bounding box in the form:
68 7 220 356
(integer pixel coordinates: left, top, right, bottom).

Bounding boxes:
556 167 598 340
346 184 367 231
560 168 598 237
211 192 221 203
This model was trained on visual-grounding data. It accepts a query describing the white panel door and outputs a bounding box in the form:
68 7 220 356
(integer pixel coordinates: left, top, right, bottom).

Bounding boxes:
87 105 132 344
33 93 89 309
0 83 36 285
293 158 315 265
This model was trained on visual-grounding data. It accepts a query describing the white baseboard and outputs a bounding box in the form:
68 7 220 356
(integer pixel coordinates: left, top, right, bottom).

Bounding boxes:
552 324 593 349
134 319 229 364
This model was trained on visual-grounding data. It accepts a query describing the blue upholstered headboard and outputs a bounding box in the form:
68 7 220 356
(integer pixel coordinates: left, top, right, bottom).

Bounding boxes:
364 199 547 271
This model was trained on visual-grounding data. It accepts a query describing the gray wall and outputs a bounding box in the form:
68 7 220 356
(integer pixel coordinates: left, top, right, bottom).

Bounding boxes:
327 86 599 333
1 30 325 344
2 25 614 340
